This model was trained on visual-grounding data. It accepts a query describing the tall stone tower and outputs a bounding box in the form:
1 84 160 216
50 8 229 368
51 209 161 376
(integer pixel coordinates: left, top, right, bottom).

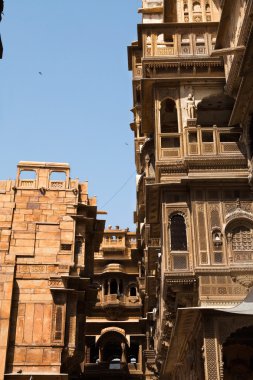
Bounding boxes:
129 1 253 379
0 162 105 380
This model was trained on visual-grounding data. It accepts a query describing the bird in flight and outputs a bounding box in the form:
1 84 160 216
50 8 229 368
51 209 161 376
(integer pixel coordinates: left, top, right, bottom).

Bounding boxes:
38 72 43 75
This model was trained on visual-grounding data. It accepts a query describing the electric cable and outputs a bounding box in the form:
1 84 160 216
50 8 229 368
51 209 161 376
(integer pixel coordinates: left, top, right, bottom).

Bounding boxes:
101 171 136 208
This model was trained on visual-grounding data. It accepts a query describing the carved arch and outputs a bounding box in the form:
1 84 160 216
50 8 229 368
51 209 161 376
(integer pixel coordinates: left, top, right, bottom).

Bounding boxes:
160 97 178 133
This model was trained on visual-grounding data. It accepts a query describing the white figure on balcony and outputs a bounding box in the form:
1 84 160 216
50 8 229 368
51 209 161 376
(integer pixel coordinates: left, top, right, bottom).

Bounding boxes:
186 93 197 119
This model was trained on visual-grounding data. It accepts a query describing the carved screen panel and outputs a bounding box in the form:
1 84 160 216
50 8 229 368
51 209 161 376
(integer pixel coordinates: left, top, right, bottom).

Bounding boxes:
198 210 206 251
54 306 63 341
210 209 220 227
173 255 187 270
232 227 253 251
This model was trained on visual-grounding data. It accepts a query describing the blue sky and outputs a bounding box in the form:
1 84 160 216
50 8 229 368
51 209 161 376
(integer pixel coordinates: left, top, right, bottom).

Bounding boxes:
0 1 141 230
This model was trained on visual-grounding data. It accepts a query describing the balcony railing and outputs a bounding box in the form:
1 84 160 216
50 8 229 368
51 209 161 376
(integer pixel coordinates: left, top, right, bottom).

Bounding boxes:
103 294 124 305
49 180 66 189
159 133 183 160
102 238 125 248
128 362 142 373
144 32 214 58
19 179 36 188
84 361 142 373
184 126 245 158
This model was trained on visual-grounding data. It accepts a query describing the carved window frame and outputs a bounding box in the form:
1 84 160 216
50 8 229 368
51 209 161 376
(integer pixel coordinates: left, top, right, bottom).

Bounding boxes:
167 210 190 271
225 219 253 263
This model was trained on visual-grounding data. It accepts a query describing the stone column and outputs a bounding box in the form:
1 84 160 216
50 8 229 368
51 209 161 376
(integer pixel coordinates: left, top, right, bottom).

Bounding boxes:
146 331 150 350
121 342 127 363
117 279 120 295
67 292 78 350
138 343 143 368
99 346 103 362
108 279 111 295
203 316 220 380
138 261 142 277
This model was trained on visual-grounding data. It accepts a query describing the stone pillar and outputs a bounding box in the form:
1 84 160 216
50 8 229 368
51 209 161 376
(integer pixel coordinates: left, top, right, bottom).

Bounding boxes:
117 279 120 295
146 331 150 350
138 261 142 277
121 342 127 363
203 316 220 380
108 279 111 295
67 292 78 350
138 343 143 367
99 346 104 362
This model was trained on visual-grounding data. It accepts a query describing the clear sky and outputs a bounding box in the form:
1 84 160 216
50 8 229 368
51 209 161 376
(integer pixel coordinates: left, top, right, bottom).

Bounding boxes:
0 1 141 230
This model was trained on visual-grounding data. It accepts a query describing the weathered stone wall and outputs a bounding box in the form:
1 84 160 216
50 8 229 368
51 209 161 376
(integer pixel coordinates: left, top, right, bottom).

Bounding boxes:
0 162 104 379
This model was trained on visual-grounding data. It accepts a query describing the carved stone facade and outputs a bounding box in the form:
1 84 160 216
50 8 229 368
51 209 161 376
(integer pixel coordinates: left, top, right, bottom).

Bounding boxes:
129 1 253 379
0 161 105 380
213 0 253 188
83 228 145 379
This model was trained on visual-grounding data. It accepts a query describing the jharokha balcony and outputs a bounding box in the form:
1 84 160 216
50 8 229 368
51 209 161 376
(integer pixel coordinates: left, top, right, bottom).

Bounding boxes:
140 22 218 59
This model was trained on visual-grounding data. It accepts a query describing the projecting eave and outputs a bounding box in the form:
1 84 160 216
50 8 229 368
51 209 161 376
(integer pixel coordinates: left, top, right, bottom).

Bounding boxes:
127 43 139 71
214 0 231 49
160 308 201 379
228 28 253 125
138 6 163 14
18 161 70 169
161 289 253 378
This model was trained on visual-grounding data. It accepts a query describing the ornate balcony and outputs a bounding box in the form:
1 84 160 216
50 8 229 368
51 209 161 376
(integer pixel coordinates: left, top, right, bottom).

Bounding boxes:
184 125 245 158
144 30 216 59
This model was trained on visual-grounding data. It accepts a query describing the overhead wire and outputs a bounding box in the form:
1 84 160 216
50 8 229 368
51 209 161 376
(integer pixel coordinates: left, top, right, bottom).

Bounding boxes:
101 171 136 208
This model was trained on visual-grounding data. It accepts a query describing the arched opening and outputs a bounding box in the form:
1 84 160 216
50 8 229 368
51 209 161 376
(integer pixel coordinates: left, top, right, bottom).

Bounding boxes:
119 279 123 295
181 34 191 54
96 330 130 366
130 286 137 297
195 34 206 54
223 326 253 379
49 171 66 181
110 279 118 295
170 214 187 251
103 342 122 363
192 1 202 21
226 220 253 263
104 280 108 295
193 1 201 12
160 98 178 133
19 170 36 180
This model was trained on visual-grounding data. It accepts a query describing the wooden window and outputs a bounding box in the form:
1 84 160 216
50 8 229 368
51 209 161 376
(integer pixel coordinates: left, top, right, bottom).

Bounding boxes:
160 98 178 133
61 243 72 251
161 137 180 148
170 214 187 251
110 279 118 294
54 306 63 340
220 133 240 142
189 132 197 143
130 286 137 296
202 131 213 142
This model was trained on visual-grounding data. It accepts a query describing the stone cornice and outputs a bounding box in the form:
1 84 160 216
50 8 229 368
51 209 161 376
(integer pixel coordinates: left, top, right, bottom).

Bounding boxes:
157 157 248 175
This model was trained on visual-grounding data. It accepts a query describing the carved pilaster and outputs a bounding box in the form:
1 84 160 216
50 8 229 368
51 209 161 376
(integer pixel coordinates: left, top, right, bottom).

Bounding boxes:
203 316 219 380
